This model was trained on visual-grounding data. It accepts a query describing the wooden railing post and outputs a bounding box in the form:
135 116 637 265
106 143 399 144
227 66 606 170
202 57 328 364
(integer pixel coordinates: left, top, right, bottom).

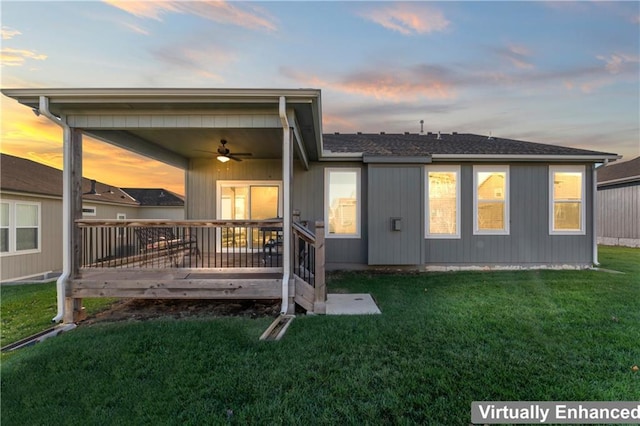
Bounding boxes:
313 221 326 314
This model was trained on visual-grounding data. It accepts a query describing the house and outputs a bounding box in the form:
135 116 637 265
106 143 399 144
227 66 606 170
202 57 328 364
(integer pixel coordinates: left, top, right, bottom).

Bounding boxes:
1 88 619 323
121 188 185 220
596 156 640 247
0 153 184 282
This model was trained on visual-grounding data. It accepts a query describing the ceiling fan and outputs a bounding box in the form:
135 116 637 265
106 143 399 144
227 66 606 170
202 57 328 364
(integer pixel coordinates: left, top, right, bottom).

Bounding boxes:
196 139 252 162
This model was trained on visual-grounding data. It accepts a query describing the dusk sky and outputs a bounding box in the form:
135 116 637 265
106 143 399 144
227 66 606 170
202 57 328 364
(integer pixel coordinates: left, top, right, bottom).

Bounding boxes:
1 1 638 195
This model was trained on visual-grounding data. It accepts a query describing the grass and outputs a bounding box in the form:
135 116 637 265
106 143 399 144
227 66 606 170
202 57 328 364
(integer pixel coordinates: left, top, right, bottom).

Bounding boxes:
1 282 116 348
1 246 638 425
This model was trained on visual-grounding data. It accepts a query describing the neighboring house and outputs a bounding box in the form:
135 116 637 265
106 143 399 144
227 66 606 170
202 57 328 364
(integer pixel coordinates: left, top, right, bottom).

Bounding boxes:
0 153 184 281
596 156 640 248
121 188 185 220
1 88 620 322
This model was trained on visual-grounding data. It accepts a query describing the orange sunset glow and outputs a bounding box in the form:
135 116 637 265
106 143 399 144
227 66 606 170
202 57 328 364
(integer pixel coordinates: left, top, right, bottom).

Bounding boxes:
1 97 185 195
1 0 638 188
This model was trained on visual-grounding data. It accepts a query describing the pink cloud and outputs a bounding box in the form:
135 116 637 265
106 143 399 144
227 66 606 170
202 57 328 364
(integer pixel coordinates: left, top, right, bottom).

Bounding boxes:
282 66 456 102
104 0 277 32
360 3 449 35
596 53 640 74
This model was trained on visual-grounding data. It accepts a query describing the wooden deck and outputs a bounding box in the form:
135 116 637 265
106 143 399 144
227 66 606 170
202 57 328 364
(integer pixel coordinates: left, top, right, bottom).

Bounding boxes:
72 269 283 299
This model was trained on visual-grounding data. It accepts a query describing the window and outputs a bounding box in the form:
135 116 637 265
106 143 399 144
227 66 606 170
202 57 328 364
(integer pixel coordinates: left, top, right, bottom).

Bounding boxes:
325 168 361 238
82 205 96 216
549 165 585 234
0 200 41 255
216 181 282 250
0 203 8 253
117 213 127 237
426 165 460 238
474 166 509 234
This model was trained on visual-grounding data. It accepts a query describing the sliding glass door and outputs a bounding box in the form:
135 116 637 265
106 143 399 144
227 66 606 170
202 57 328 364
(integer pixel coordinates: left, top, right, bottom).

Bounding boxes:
217 181 281 251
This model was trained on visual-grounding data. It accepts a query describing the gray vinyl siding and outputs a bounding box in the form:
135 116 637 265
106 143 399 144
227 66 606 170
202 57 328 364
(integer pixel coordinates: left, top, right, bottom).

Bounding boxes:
424 163 594 265
597 183 640 244
293 162 368 266
82 203 139 220
185 158 596 268
187 159 368 265
187 158 283 219
368 165 422 265
1 194 62 281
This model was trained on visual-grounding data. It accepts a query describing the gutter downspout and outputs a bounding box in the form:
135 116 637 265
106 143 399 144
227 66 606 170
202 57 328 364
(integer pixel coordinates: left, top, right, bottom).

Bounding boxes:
592 160 608 267
38 96 68 323
279 96 291 315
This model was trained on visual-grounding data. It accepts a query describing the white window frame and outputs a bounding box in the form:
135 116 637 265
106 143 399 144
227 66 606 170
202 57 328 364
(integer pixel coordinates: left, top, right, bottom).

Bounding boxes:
549 165 586 235
0 200 42 256
425 165 461 239
82 205 97 216
473 165 510 235
215 180 283 252
325 167 361 239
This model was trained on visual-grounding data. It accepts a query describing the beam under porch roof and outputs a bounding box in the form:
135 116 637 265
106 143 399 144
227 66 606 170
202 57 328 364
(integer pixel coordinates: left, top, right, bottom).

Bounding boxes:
84 129 189 170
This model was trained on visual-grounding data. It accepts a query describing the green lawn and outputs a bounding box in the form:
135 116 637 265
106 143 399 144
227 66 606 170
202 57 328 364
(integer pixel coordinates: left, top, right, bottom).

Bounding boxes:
1 246 638 425
1 282 116 348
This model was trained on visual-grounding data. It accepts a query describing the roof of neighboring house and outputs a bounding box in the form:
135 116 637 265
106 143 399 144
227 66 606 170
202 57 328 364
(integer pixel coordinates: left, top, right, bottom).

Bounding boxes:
121 188 184 207
597 156 640 186
323 133 619 160
1 153 138 205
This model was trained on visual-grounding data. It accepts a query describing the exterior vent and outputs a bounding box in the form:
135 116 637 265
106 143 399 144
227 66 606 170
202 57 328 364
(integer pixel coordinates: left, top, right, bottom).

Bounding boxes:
452 132 458 135
357 131 362 135
380 131 385 135
404 132 410 135
334 132 340 135
427 132 433 135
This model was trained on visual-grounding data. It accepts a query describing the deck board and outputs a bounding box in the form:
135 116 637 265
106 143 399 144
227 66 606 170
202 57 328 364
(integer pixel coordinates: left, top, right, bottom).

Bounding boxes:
72 269 283 299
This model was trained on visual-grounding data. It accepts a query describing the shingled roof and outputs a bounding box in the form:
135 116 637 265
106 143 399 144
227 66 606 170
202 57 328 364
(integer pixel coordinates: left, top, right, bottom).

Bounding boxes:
323 133 618 158
597 156 640 186
1 153 138 205
121 188 184 207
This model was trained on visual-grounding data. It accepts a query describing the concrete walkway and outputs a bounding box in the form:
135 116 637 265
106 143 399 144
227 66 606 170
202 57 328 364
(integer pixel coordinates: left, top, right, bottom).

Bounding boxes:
325 293 381 315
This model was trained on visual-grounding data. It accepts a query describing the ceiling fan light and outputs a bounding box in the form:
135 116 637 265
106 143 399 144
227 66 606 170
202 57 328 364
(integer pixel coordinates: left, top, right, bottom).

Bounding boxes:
217 155 230 163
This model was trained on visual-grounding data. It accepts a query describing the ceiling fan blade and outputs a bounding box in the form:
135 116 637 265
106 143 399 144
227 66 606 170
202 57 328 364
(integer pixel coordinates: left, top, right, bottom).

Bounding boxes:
230 152 252 156
228 155 243 162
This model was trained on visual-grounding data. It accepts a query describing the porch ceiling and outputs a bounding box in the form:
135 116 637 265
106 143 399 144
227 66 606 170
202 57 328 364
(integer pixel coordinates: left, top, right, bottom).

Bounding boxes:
86 128 285 160
2 88 323 167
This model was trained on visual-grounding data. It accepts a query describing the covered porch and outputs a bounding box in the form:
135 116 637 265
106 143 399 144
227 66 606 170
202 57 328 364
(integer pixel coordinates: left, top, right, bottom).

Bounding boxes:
2 88 327 322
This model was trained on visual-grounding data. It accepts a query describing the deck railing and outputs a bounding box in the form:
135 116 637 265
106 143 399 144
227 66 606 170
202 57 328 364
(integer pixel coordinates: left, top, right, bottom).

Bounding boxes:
292 221 326 313
77 219 283 269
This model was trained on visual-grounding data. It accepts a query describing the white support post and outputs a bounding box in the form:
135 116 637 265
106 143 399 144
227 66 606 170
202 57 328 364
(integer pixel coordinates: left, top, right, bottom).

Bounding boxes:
592 163 599 266
280 96 294 314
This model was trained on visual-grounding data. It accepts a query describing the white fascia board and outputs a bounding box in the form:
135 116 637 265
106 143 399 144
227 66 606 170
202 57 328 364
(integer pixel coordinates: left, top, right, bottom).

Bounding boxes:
431 154 621 162
0 190 62 201
320 150 363 161
2 88 321 107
